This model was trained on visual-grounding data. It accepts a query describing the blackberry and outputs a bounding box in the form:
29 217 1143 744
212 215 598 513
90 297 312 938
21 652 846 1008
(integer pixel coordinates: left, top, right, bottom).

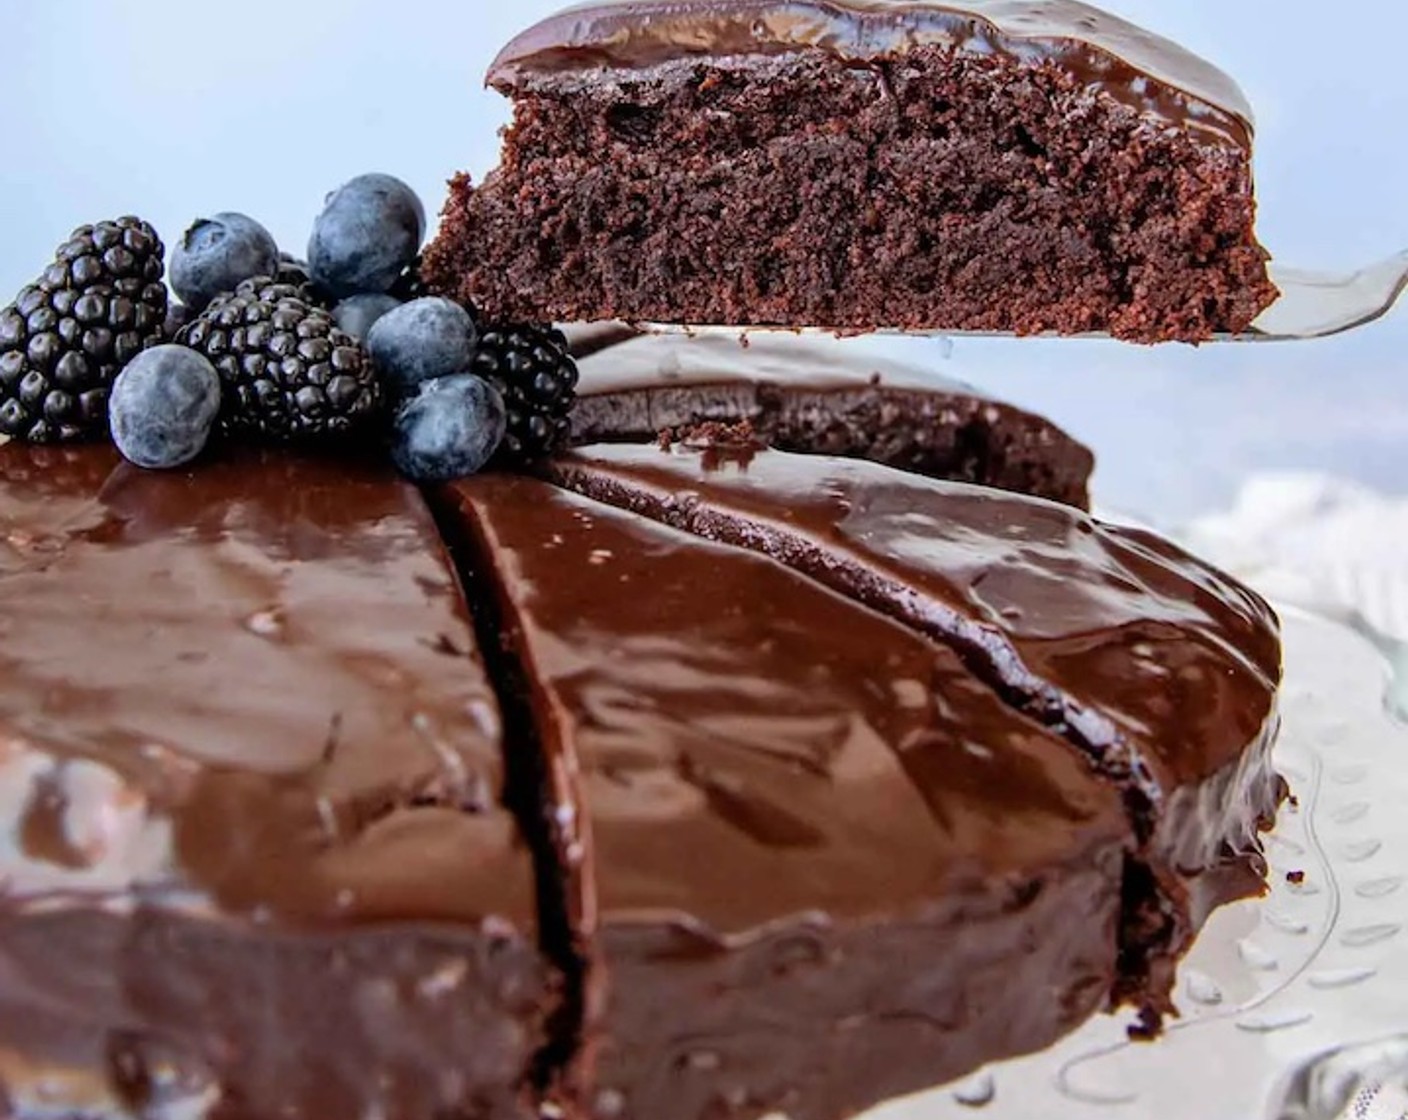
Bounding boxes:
0 217 169 443
40 216 166 298
233 275 313 304
274 254 332 308
178 285 382 443
468 324 578 464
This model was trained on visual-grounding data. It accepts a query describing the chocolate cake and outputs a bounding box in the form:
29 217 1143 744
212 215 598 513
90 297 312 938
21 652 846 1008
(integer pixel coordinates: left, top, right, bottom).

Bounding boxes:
442 440 1275 1120
0 436 1281 1120
423 0 1279 342
570 331 1095 507
448 474 1128 1120
548 443 1284 977
0 445 552 1120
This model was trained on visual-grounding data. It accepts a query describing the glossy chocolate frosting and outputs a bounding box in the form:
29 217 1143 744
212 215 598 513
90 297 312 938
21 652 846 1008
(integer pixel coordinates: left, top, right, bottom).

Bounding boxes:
550 442 1283 874
489 0 1253 148
449 472 1128 1120
0 444 547 1120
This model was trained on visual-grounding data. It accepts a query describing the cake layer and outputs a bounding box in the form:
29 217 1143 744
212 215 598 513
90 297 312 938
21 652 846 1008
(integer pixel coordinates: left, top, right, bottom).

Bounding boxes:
445 473 1129 1120
570 331 1095 507
425 1 1277 342
549 441 1284 1007
0 445 551 1120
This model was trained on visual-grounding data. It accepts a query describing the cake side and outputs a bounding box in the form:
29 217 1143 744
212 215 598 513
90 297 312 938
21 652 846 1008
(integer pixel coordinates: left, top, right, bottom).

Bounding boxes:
548 442 1285 1016
444 472 1130 1120
0 445 552 1120
425 20 1276 342
569 332 1095 507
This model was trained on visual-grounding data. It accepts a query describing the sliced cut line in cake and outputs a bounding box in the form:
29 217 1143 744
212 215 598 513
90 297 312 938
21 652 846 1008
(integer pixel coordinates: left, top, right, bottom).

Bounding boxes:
547 441 1284 1012
441 471 1131 1120
0 445 553 1120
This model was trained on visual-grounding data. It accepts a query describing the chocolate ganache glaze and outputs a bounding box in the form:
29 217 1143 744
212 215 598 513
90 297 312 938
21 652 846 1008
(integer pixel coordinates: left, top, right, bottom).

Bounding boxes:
549 442 1285 1007
488 0 1254 149
570 331 1096 508
445 473 1129 1120
0 445 550 1120
0 432 1283 1118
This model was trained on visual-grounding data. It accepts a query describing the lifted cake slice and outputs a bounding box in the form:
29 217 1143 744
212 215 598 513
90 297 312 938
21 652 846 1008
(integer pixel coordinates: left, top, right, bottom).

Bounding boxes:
425 0 1277 342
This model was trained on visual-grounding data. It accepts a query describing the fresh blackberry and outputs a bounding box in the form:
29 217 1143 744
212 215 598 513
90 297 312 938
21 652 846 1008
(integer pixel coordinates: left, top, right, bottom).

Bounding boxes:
468 324 578 464
233 275 313 304
275 253 311 286
274 254 332 308
0 217 169 443
40 216 166 299
178 285 382 443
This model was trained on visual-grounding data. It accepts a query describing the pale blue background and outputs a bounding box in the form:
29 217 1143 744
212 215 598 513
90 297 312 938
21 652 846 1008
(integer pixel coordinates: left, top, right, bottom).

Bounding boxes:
2 0 1404 524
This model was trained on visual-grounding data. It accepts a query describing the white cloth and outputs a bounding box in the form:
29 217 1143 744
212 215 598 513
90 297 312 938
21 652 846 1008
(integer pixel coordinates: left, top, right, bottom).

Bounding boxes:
1184 472 1408 644
1341 1082 1408 1120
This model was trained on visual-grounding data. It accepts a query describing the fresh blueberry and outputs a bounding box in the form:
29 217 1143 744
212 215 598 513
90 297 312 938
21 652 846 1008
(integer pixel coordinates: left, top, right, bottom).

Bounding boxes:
308 173 426 299
333 293 402 343
366 297 476 395
390 374 505 482
170 213 279 311
109 345 222 470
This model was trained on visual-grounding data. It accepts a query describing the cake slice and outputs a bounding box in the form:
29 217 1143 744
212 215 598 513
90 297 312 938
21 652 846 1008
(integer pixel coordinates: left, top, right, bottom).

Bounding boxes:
0 446 553 1120
549 441 1284 1009
444 473 1130 1120
424 0 1278 342
569 331 1096 507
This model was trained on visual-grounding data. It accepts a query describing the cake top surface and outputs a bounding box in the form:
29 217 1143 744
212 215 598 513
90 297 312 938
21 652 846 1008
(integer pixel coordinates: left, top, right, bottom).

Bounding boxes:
0 444 535 930
455 473 1126 935
489 0 1253 147
558 442 1283 793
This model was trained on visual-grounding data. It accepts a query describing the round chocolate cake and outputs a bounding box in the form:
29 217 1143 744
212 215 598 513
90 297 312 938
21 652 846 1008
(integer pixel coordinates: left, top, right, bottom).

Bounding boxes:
0 334 1282 1120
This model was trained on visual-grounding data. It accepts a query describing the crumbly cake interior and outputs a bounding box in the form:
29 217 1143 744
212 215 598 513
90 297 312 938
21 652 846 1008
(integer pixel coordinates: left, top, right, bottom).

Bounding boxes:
426 47 1276 342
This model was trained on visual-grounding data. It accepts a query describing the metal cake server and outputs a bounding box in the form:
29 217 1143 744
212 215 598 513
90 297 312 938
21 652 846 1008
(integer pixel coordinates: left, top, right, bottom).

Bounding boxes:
1253 250 1408 341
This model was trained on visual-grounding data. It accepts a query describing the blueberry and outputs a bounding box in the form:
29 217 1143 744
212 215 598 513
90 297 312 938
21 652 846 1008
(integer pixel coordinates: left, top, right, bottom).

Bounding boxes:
170 213 279 312
333 293 402 343
366 297 476 395
109 345 222 470
308 174 426 299
390 374 505 483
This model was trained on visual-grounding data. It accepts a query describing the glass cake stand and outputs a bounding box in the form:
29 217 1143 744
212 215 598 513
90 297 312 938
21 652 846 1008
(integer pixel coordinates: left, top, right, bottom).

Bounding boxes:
860 607 1408 1120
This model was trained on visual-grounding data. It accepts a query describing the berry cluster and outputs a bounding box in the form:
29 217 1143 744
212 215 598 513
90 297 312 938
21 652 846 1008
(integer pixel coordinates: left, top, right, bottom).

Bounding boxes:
0 176 578 482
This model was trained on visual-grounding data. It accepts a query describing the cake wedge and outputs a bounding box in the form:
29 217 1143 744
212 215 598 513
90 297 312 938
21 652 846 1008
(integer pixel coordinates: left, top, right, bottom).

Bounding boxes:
425 0 1278 342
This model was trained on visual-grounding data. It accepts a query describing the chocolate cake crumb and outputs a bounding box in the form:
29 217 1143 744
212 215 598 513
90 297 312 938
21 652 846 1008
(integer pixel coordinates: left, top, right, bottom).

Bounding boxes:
662 417 760 450
425 5 1278 343
1287 870 1306 885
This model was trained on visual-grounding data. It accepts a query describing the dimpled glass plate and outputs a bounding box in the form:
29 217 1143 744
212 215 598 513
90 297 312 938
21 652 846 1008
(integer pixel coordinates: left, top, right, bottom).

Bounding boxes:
862 608 1408 1120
